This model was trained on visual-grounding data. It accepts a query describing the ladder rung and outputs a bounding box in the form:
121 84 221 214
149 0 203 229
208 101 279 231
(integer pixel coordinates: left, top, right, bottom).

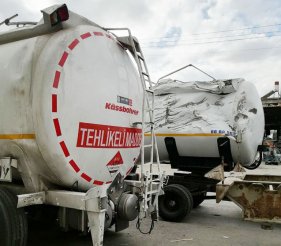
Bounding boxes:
142 72 149 77
144 172 160 176
146 89 154 94
144 144 153 148
146 190 159 195
151 180 161 184
138 54 144 61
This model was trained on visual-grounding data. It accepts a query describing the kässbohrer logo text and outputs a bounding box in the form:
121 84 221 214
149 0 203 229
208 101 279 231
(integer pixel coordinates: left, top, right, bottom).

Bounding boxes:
105 102 139 115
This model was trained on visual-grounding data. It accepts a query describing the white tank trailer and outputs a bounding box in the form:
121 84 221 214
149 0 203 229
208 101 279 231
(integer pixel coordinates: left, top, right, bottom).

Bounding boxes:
0 4 162 246
151 78 265 171
147 67 265 222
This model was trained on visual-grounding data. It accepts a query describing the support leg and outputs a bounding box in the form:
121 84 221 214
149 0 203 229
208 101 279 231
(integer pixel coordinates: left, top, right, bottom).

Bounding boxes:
86 187 108 246
87 210 106 246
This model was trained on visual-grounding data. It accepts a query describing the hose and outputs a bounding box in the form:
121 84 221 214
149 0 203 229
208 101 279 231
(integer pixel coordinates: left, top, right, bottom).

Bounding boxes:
244 150 263 170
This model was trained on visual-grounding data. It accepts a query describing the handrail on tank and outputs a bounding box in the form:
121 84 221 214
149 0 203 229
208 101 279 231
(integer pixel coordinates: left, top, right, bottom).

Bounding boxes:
157 64 216 83
0 14 37 27
104 27 152 178
0 4 68 45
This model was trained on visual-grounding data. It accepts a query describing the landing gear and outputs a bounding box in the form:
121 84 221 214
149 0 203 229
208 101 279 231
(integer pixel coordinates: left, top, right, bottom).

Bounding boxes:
158 184 193 222
0 188 28 246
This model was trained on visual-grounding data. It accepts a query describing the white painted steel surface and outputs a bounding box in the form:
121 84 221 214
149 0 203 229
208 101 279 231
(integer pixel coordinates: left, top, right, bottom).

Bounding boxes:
149 78 264 167
0 12 142 191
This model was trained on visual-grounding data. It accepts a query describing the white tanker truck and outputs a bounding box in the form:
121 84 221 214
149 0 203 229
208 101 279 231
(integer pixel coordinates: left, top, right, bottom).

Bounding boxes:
0 4 163 246
145 65 265 222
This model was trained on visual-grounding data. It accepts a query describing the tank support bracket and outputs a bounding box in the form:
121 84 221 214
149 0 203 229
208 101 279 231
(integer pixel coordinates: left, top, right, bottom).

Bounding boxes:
17 187 108 246
17 191 45 208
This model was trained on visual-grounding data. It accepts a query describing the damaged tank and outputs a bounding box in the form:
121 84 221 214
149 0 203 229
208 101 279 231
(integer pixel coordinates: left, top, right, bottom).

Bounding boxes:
150 78 264 172
148 76 265 222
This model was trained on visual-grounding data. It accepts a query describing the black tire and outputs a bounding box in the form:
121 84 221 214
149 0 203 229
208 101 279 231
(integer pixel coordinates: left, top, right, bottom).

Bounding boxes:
192 192 206 208
0 190 13 246
0 188 28 246
3 188 28 246
159 184 193 222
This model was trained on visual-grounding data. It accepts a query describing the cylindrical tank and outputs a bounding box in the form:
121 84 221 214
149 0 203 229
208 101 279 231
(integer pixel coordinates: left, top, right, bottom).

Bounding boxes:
0 12 142 191
148 78 264 168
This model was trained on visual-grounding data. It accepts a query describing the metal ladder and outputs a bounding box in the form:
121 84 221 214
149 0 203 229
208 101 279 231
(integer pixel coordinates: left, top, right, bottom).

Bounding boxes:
106 28 164 219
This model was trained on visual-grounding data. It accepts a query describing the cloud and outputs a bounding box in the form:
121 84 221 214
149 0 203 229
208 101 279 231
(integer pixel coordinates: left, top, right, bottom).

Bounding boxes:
151 26 182 48
0 0 280 96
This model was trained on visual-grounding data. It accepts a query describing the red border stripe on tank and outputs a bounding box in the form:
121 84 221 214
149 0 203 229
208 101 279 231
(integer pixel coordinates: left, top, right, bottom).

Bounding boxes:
93 32 103 36
68 39 79 50
53 118 62 136
93 180 104 186
53 71 61 88
69 160 80 173
81 173 92 182
58 51 69 67
59 141 70 157
52 94 57 112
52 33 124 185
81 32 92 39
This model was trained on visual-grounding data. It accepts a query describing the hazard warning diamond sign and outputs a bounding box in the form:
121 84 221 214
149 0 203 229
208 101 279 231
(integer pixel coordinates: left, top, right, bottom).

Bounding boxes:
107 151 124 176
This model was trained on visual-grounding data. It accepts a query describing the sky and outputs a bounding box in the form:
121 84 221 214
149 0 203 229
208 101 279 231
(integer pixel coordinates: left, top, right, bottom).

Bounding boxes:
0 0 281 96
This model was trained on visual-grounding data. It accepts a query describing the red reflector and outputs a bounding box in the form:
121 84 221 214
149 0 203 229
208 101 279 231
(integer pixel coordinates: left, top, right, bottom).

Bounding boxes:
50 4 69 26
57 5 69 22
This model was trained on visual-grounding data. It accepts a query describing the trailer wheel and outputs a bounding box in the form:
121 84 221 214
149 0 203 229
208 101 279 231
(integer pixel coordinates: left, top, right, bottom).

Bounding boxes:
4 188 28 246
0 191 13 246
192 192 206 208
0 188 28 246
159 184 193 222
